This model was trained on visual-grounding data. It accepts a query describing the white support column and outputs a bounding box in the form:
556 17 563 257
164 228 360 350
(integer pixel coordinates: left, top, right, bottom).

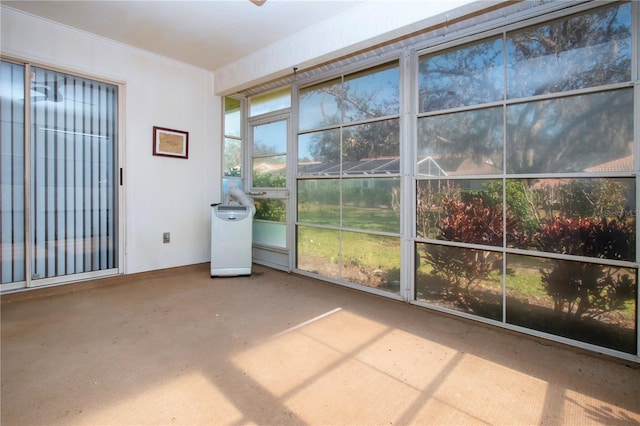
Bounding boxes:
399 47 418 302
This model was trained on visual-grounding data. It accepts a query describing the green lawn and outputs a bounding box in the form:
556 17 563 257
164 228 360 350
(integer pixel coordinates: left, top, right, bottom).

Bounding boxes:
298 203 399 233
297 225 400 270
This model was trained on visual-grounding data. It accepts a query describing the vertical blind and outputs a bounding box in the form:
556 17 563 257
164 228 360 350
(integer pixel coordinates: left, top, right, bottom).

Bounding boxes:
30 66 118 280
0 62 26 283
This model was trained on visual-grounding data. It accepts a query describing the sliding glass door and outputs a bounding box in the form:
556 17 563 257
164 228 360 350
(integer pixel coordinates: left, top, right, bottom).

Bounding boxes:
1 61 120 290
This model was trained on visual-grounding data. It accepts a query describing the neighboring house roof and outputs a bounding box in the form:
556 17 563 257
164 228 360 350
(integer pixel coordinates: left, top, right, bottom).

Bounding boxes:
298 157 399 176
298 155 501 177
584 155 634 173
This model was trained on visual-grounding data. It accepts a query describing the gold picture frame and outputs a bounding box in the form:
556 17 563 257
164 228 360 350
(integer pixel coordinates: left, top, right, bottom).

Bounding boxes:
153 126 189 159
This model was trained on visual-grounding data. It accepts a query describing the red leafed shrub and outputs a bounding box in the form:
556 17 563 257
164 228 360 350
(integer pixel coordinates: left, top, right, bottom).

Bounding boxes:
437 197 503 246
535 216 635 261
425 197 508 302
436 196 527 247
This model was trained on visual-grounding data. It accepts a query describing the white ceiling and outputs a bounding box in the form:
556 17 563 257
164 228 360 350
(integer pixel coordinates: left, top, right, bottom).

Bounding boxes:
2 0 366 72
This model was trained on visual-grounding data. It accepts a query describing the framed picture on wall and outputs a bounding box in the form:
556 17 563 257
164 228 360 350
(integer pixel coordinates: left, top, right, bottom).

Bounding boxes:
153 126 189 159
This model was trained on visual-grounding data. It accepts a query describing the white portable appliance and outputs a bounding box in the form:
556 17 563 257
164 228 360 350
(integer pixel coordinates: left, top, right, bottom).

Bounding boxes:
210 184 255 277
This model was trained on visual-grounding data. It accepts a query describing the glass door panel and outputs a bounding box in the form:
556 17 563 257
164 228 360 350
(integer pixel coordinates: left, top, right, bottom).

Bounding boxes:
0 61 26 287
253 198 287 247
250 115 290 269
29 67 119 282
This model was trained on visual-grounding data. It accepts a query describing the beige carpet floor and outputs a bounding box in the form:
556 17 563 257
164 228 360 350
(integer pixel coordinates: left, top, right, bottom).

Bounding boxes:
2 263 639 425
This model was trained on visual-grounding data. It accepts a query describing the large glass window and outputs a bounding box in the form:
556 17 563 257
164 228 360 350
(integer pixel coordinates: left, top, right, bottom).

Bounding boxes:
297 61 401 295
415 2 636 354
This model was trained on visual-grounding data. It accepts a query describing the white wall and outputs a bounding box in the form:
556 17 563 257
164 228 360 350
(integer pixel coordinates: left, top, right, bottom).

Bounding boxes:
1 7 221 274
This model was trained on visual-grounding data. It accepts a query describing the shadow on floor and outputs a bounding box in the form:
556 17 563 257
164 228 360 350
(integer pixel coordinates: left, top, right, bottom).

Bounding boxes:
2 263 639 425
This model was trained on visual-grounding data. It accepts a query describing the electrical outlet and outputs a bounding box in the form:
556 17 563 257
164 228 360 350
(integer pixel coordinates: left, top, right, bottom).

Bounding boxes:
163 232 170 243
